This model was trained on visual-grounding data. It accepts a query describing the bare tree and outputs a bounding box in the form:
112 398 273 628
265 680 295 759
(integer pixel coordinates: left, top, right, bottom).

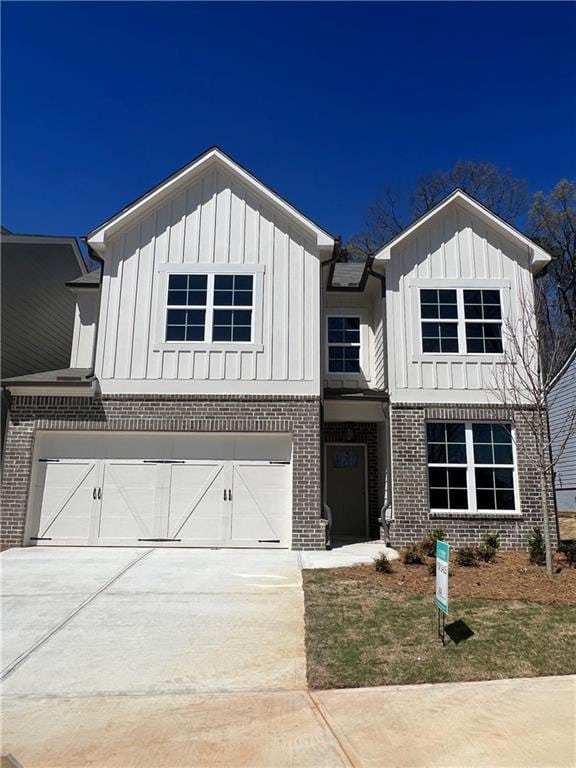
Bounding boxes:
530 180 576 375
350 161 530 254
493 287 576 575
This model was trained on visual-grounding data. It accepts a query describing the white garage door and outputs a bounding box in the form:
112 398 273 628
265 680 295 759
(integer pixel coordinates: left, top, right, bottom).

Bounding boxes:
29 433 292 548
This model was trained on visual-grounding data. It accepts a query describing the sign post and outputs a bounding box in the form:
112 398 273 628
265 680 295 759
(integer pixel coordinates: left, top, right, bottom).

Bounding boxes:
435 540 450 644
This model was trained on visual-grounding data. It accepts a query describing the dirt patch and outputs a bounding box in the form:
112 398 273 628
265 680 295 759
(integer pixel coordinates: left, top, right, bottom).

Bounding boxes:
333 550 576 605
559 514 576 541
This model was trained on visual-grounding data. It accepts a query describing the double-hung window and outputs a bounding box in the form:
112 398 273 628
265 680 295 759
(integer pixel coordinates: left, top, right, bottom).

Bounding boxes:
464 290 503 353
327 316 361 373
427 422 516 513
419 288 503 355
420 290 459 352
165 273 254 343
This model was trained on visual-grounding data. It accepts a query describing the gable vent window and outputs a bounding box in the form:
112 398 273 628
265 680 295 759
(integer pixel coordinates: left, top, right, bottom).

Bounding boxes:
165 274 254 343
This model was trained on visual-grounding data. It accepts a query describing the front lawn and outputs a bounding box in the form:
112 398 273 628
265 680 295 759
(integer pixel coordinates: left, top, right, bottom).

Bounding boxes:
303 553 576 689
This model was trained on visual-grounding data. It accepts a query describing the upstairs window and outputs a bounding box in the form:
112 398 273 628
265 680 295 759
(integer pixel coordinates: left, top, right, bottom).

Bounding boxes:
427 421 516 513
419 287 503 355
165 273 253 343
420 289 459 353
327 316 361 373
464 290 503 353
212 275 254 342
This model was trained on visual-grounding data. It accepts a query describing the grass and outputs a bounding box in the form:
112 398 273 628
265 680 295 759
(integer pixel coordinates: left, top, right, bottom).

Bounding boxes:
303 568 576 689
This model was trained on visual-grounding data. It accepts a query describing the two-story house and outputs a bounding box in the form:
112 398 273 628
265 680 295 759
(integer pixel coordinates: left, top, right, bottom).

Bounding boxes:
0 148 555 552
0 229 87 454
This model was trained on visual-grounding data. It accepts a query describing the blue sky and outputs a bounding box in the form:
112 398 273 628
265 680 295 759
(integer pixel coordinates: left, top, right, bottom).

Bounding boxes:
2 1 575 241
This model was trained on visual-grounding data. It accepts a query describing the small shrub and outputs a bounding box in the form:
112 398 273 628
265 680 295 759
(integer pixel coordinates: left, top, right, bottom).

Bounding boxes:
559 541 576 568
528 526 546 566
374 552 393 573
420 529 446 557
402 544 424 565
478 531 500 563
456 546 480 567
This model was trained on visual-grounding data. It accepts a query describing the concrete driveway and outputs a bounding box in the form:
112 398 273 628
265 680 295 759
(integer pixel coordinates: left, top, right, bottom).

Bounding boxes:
1 547 574 767
1 547 307 696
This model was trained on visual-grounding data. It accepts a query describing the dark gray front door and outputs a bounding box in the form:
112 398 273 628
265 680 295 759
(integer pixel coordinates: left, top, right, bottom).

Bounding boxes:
326 444 367 539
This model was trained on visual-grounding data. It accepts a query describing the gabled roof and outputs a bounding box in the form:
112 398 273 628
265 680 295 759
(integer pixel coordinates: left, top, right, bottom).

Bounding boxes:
373 188 552 274
0 232 87 275
86 146 335 253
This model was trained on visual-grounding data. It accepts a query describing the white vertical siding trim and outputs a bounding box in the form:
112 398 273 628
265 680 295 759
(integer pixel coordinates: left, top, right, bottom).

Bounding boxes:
103 237 125 379
132 212 157 380
124 223 142 378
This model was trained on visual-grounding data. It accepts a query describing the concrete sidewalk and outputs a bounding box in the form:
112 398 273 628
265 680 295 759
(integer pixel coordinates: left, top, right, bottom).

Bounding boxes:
2 676 574 767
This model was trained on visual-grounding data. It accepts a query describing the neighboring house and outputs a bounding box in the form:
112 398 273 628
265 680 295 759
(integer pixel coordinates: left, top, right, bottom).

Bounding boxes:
0 229 87 451
548 347 576 516
0 148 557 551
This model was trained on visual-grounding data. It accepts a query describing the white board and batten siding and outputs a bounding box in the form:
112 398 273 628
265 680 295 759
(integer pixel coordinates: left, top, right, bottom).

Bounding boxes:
94 166 322 395
384 201 536 404
69 291 99 368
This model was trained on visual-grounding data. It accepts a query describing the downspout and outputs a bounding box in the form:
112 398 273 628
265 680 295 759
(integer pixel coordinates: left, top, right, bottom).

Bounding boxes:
80 242 105 384
366 257 394 545
320 240 341 548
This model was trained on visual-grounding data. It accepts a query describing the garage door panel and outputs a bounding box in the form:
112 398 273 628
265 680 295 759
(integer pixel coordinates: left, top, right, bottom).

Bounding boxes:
167 464 226 542
230 465 290 546
38 462 97 543
30 433 292 549
97 464 158 542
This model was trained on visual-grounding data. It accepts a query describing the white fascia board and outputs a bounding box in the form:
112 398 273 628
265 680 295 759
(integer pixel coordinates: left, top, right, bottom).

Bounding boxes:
87 149 334 253
373 190 552 274
1 235 87 274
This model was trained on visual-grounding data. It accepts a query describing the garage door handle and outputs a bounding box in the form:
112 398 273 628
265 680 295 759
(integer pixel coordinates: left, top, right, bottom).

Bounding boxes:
228 489 232 501
97 488 102 500
93 488 97 500
224 489 228 501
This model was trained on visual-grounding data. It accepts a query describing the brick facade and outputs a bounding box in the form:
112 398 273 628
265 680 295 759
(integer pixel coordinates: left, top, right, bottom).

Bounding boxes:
389 403 558 549
324 421 381 538
0 394 324 551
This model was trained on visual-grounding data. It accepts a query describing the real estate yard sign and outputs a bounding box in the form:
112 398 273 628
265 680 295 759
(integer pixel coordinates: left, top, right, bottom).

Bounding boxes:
435 540 450 615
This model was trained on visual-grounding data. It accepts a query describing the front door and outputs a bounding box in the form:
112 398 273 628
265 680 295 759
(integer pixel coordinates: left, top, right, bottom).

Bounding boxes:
325 444 368 540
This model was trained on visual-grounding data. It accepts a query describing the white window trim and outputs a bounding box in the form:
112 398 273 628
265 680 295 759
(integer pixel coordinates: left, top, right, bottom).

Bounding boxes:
427 421 521 516
420 289 460 353
154 267 265 352
325 309 371 380
409 279 511 363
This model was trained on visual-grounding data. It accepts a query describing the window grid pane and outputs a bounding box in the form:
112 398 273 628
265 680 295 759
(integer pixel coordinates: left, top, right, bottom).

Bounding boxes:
472 422 515 510
328 316 361 373
427 421 516 512
166 273 254 343
464 290 503 353
427 423 469 510
420 290 459 353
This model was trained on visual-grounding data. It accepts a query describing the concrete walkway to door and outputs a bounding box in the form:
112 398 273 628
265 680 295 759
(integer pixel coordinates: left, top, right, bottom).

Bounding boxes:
1 547 574 767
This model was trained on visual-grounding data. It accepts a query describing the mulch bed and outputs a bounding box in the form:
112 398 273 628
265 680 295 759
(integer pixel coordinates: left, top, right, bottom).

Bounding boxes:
333 551 576 605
